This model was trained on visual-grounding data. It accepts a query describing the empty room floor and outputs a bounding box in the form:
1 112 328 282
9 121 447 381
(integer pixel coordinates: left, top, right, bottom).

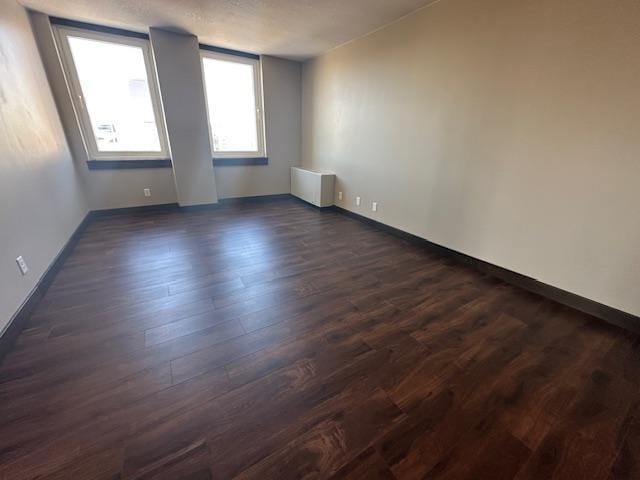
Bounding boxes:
0 197 638 479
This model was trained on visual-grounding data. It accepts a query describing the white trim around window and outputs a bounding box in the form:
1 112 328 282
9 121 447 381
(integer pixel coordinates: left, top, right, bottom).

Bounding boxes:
200 50 266 159
53 25 169 161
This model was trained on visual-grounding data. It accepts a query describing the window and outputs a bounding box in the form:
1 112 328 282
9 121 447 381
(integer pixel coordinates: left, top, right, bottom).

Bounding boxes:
54 26 168 160
201 50 266 158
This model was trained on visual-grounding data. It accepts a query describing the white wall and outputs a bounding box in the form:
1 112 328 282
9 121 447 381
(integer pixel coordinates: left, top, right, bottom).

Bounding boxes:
0 0 89 332
302 0 640 316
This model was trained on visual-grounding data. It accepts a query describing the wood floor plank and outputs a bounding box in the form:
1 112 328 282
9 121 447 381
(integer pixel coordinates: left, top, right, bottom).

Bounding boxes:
232 387 404 480
609 403 640 479
328 447 397 480
0 197 637 479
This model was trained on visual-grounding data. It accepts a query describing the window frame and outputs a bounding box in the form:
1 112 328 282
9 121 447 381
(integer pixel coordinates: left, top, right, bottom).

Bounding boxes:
53 25 169 161
200 50 266 159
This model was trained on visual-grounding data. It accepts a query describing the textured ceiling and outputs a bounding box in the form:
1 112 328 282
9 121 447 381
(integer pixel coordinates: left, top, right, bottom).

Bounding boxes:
22 0 437 60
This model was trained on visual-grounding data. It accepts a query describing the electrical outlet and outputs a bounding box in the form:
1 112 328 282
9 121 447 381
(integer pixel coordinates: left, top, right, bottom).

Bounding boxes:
338 191 343 201
356 196 361 206
16 256 29 275
144 188 151 197
372 202 378 212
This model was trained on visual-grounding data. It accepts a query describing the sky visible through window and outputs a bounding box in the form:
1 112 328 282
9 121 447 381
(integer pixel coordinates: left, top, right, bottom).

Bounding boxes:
202 57 258 153
68 36 162 153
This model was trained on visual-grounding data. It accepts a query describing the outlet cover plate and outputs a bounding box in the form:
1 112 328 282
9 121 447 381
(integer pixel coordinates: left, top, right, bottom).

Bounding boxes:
16 256 29 275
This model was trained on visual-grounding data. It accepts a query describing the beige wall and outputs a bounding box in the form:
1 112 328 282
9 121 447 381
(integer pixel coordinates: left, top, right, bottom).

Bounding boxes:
0 0 89 332
77 169 177 210
214 55 302 199
31 14 302 207
302 0 640 316
150 28 219 207
30 11 178 210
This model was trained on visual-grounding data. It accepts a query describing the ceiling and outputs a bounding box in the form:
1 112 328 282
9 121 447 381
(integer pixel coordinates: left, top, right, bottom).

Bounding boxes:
21 0 437 61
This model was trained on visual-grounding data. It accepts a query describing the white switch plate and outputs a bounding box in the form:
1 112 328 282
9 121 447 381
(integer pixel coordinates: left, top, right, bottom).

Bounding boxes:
338 191 343 201
372 202 378 212
356 196 361 206
144 188 151 197
16 256 29 275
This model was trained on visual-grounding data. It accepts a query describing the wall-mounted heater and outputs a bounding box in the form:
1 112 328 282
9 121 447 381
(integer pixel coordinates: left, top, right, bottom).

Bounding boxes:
290 167 336 208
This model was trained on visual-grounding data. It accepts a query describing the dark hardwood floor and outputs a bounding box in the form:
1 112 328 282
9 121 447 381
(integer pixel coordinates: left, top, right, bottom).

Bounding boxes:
0 197 638 479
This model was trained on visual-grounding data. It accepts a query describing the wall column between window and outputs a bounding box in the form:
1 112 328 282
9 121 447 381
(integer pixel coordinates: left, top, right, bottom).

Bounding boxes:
149 27 219 207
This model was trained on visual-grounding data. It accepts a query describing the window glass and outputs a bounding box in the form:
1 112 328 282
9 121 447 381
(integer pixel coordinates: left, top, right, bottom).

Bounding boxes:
202 56 261 154
66 35 162 153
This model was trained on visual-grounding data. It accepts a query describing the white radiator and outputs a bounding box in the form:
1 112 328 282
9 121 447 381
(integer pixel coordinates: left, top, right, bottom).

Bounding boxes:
290 167 336 208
